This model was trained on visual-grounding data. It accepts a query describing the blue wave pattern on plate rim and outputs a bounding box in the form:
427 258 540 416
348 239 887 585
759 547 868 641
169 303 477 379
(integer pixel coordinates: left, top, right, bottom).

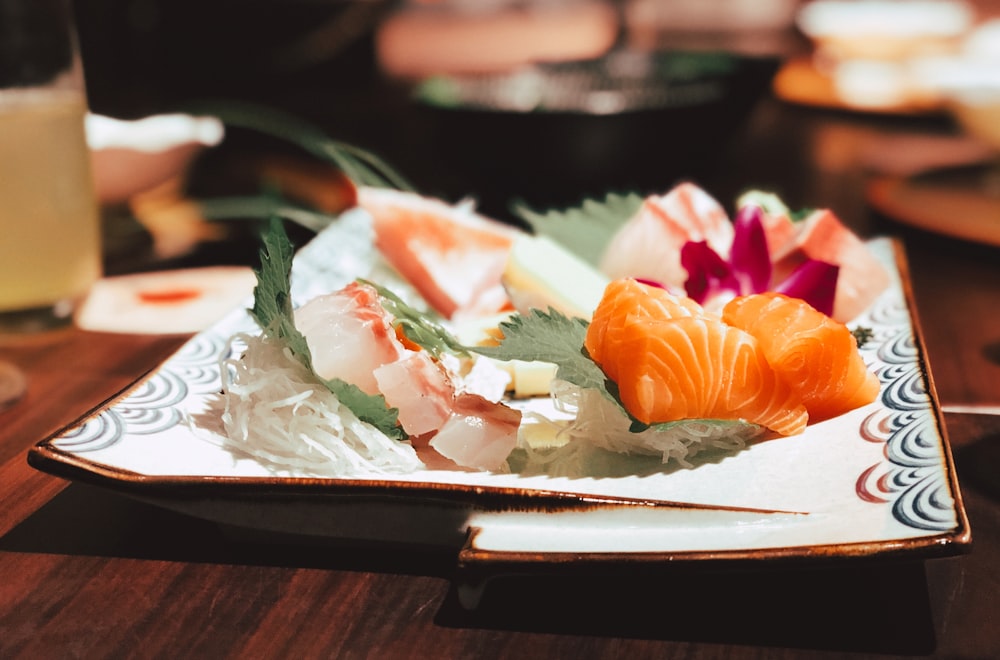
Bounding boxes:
54 329 230 451
856 289 956 532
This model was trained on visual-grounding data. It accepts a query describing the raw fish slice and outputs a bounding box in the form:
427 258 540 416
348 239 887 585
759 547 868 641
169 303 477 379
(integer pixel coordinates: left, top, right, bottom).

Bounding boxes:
599 182 734 289
723 292 880 421
756 205 797 258
584 278 705 383
295 281 406 394
296 280 521 469
608 316 809 435
357 187 520 320
429 392 522 471
374 351 455 436
769 209 890 322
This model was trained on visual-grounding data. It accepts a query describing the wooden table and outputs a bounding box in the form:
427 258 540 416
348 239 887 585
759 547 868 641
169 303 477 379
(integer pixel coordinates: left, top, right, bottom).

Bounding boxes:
2 96 999 658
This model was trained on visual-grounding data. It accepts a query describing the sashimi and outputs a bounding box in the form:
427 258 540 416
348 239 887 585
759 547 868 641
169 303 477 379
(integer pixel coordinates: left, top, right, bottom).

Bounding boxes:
295 280 521 468
722 292 880 421
603 316 808 435
758 207 797 259
429 392 522 471
357 187 521 320
584 279 808 436
374 351 455 436
295 281 405 395
584 278 705 384
599 182 734 289
769 209 890 322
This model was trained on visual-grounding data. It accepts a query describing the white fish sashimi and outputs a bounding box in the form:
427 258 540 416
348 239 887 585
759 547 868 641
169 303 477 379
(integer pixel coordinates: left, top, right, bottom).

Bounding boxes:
429 393 522 471
295 282 405 394
375 351 455 437
599 182 734 289
294 280 522 471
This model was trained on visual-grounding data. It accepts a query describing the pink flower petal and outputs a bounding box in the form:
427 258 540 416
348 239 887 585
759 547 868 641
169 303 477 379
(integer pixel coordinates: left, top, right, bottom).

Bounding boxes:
775 259 839 316
681 241 740 304
730 205 772 294
634 277 666 290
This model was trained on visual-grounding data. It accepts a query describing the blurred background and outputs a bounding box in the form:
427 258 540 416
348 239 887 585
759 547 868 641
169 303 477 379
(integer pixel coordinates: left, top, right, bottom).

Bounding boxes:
71 0 1000 251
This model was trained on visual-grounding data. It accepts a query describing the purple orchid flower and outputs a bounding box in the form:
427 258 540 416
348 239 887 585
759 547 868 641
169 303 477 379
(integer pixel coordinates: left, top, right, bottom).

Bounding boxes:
680 204 839 316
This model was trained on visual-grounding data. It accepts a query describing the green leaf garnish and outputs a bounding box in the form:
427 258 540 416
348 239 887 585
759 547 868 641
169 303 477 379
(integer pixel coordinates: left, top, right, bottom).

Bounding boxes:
360 279 469 360
642 418 762 435
790 207 816 222
199 195 340 233
250 218 404 439
469 308 611 397
323 377 408 441
182 100 414 191
852 326 875 349
512 191 644 267
251 217 312 365
736 189 791 217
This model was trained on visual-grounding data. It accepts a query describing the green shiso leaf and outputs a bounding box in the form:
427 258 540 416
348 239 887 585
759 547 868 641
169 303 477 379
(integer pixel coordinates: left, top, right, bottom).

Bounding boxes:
642 418 762 435
469 308 611 397
790 207 816 222
360 279 469 360
323 377 408 441
736 189 790 218
251 217 312 364
250 218 404 439
512 191 643 266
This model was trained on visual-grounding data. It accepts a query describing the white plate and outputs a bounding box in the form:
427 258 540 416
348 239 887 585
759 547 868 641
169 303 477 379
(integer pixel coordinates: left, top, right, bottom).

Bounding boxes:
29 211 970 601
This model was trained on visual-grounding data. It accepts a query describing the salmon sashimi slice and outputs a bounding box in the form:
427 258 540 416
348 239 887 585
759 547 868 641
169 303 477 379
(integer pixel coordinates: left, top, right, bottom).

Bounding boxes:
584 279 808 436
599 182 735 290
722 292 881 421
604 316 809 436
584 278 706 384
357 187 521 320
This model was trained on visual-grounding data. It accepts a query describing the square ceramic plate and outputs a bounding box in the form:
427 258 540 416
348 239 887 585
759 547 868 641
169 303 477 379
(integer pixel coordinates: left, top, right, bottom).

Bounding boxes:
29 210 970 598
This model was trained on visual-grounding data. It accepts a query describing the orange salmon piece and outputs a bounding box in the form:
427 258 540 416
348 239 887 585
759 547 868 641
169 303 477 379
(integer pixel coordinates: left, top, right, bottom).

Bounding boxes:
585 280 808 436
609 317 808 435
723 292 881 421
584 278 704 383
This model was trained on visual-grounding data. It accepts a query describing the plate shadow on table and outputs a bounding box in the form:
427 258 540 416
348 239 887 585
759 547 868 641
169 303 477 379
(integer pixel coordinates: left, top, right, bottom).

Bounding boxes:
0 482 943 655
0 481 456 578
436 560 939 656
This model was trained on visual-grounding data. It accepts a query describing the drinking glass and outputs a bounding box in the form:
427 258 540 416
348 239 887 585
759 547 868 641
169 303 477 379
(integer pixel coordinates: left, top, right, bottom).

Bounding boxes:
0 0 102 408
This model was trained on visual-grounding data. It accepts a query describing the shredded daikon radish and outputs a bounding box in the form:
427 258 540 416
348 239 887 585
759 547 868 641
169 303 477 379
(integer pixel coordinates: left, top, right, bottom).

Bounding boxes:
512 381 760 474
559 381 758 465
218 331 423 477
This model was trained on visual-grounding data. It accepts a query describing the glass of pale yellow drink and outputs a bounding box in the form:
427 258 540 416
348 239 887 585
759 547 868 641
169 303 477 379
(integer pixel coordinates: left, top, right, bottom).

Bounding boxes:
0 0 101 407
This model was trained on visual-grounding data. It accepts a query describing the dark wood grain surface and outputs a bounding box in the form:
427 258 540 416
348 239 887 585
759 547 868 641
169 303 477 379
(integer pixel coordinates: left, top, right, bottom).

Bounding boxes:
2 94 999 658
